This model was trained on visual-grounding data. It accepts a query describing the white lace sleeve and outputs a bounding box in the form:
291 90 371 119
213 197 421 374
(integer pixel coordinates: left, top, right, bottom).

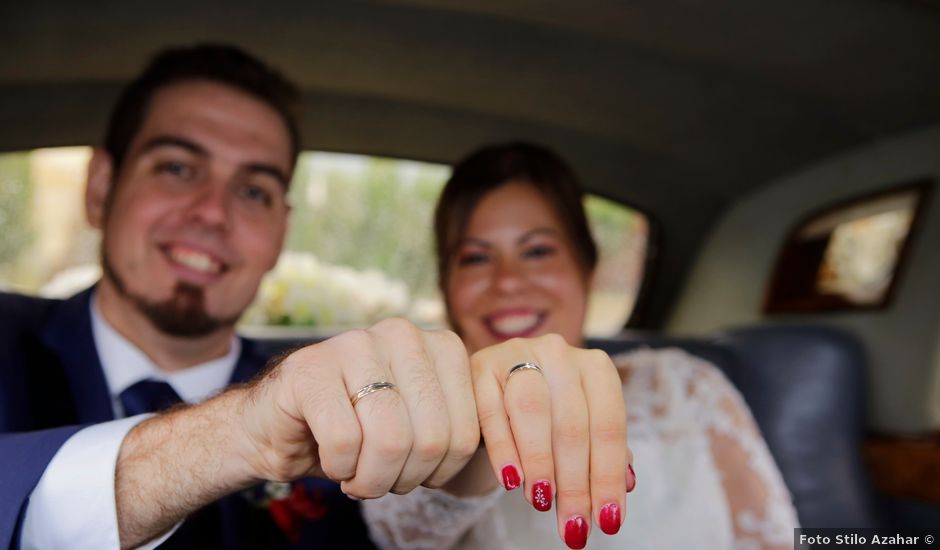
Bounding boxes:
619 348 799 550
697 364 798 549
361 486 504 550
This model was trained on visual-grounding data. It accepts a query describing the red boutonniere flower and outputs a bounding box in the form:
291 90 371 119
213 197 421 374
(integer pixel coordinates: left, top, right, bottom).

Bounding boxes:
267 482 329 543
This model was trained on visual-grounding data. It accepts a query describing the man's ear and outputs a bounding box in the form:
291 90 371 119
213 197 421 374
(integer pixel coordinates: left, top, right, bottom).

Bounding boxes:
85 148 114 229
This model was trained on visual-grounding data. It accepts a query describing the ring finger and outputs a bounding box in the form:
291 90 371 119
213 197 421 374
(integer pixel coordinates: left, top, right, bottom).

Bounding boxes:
335 329 413 498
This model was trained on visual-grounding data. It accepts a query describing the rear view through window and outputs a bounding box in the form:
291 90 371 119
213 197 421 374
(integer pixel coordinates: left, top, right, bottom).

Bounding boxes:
0 148 648 336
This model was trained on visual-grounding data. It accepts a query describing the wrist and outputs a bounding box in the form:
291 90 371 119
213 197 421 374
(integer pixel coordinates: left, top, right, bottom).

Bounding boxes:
196 386 265 487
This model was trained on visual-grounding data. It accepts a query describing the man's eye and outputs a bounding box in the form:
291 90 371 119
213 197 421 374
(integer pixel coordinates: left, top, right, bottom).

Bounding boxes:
523 245 556 259
156 161 194 179
238 183 273 207
457 252 489 266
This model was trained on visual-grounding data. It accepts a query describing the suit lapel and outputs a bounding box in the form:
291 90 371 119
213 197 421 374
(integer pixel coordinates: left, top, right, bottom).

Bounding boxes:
41 288 115 424
230 338 269 384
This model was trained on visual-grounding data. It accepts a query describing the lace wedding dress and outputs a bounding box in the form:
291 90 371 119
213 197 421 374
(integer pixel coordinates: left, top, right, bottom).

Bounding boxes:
363 348 798 550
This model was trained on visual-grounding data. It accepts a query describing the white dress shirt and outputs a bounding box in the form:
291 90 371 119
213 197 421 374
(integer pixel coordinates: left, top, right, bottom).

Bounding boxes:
20 293 240 550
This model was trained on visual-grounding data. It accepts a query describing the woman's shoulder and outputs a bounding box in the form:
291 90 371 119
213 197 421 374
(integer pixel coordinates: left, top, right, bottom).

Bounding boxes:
612 346 731 388
612 346 743 423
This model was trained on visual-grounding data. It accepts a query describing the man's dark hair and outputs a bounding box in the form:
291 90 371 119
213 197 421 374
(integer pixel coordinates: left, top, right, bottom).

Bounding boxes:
104 44 302 173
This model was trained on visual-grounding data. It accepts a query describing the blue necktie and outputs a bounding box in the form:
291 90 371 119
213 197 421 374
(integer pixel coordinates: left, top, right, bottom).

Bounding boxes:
119 379 183 416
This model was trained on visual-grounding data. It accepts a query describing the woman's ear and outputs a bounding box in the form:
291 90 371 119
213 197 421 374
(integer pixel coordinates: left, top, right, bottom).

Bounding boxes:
85 148 114 229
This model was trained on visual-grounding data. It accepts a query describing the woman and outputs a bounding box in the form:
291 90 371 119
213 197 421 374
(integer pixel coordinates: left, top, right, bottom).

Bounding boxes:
364 143 797 549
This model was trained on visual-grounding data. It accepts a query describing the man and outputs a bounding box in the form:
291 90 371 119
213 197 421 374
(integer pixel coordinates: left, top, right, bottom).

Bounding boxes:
0 45 480 549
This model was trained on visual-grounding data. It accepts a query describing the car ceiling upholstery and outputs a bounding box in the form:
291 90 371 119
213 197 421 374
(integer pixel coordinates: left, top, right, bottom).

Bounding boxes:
1 0 938 326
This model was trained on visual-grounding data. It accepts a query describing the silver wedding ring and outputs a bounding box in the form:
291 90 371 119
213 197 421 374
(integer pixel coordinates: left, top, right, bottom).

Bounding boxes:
351 381 398 406
506 362 543 384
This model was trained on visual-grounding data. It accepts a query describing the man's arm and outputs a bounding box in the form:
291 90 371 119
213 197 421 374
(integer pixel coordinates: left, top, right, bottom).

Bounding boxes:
19 418 170 550
113 319 480 549
0 427 83 549
113 389 255 547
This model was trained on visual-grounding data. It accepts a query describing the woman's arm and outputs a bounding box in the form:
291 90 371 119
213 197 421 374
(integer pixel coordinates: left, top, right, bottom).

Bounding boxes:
688 355 799 549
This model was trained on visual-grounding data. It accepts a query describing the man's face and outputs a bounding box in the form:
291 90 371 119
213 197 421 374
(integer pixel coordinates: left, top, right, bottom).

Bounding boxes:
91 79 292 337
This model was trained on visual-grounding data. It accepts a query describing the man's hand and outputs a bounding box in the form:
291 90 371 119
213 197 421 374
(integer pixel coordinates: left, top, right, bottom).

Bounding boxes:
239 318 480 495
114 318 480 548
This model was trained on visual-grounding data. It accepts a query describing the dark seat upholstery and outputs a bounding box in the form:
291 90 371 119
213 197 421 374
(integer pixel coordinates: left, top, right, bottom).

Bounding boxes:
250 323 884 528
591 324 884 528
717 325 884 527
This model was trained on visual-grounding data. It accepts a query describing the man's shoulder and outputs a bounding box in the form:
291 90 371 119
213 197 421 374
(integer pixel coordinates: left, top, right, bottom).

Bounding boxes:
0 291 61 333
0 290 59 309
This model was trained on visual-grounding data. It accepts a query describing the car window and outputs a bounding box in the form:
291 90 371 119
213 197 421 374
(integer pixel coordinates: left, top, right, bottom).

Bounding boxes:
0 148 649 336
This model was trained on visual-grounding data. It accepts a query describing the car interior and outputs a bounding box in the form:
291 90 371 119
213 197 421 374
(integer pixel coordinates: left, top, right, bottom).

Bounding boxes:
2 0 939 534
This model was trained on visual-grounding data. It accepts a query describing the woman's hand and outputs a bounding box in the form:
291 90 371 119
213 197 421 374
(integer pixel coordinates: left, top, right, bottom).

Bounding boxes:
471 333 632 549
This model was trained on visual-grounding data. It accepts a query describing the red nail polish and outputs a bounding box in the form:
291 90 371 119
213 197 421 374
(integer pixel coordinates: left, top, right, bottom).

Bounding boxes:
501 465 521 490
532 480 553 511
599 502 621 535
564 515 588 549
627 464 637 493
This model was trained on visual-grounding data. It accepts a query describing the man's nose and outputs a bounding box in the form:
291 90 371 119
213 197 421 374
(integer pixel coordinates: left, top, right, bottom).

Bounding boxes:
185 181 231 229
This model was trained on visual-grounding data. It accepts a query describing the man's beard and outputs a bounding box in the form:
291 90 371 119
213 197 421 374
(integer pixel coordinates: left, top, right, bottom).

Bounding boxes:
102 249 241 338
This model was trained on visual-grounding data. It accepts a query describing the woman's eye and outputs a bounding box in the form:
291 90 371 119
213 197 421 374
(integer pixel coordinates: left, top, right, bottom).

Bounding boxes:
523 245 556 259
156 161 194 179
457 252 489 266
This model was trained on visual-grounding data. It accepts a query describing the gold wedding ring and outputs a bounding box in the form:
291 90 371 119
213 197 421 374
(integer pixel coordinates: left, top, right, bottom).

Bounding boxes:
350 381 398 406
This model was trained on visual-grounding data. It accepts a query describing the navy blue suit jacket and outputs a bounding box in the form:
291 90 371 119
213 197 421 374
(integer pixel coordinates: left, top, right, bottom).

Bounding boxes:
0 289 374 549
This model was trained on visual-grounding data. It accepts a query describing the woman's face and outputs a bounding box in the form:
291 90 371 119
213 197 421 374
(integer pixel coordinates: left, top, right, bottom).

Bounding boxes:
446 181 589 353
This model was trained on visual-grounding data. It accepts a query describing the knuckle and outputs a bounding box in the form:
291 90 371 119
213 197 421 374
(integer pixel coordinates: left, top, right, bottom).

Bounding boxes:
537 332 567 352
434 329 465 351
411 434 449 463
450 430 481 462
423 464 462 489
421 476 447 490
513 393 550 417
323 426 363 457
556 486 591 503
321 461 354 481
475 406 504 429
374 317 420 340
351 480 392 500
591 470 625 489
524 449 555 469
333 328 373 352
592 419 627 443
469 347 497 372
390 481 419 495
583 348 613 367
470 359 491 383
375 431 413 461
556 421 588 445
504 336 527 348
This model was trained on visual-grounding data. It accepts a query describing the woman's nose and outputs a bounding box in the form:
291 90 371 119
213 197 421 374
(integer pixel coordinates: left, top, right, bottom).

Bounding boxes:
493 259 526 293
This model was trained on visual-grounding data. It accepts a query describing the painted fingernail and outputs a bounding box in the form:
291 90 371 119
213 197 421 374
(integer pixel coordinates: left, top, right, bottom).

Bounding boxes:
532 480 553 511
599 502 621 535
627 464 637 493
501 465 521 490
564 515 588 549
